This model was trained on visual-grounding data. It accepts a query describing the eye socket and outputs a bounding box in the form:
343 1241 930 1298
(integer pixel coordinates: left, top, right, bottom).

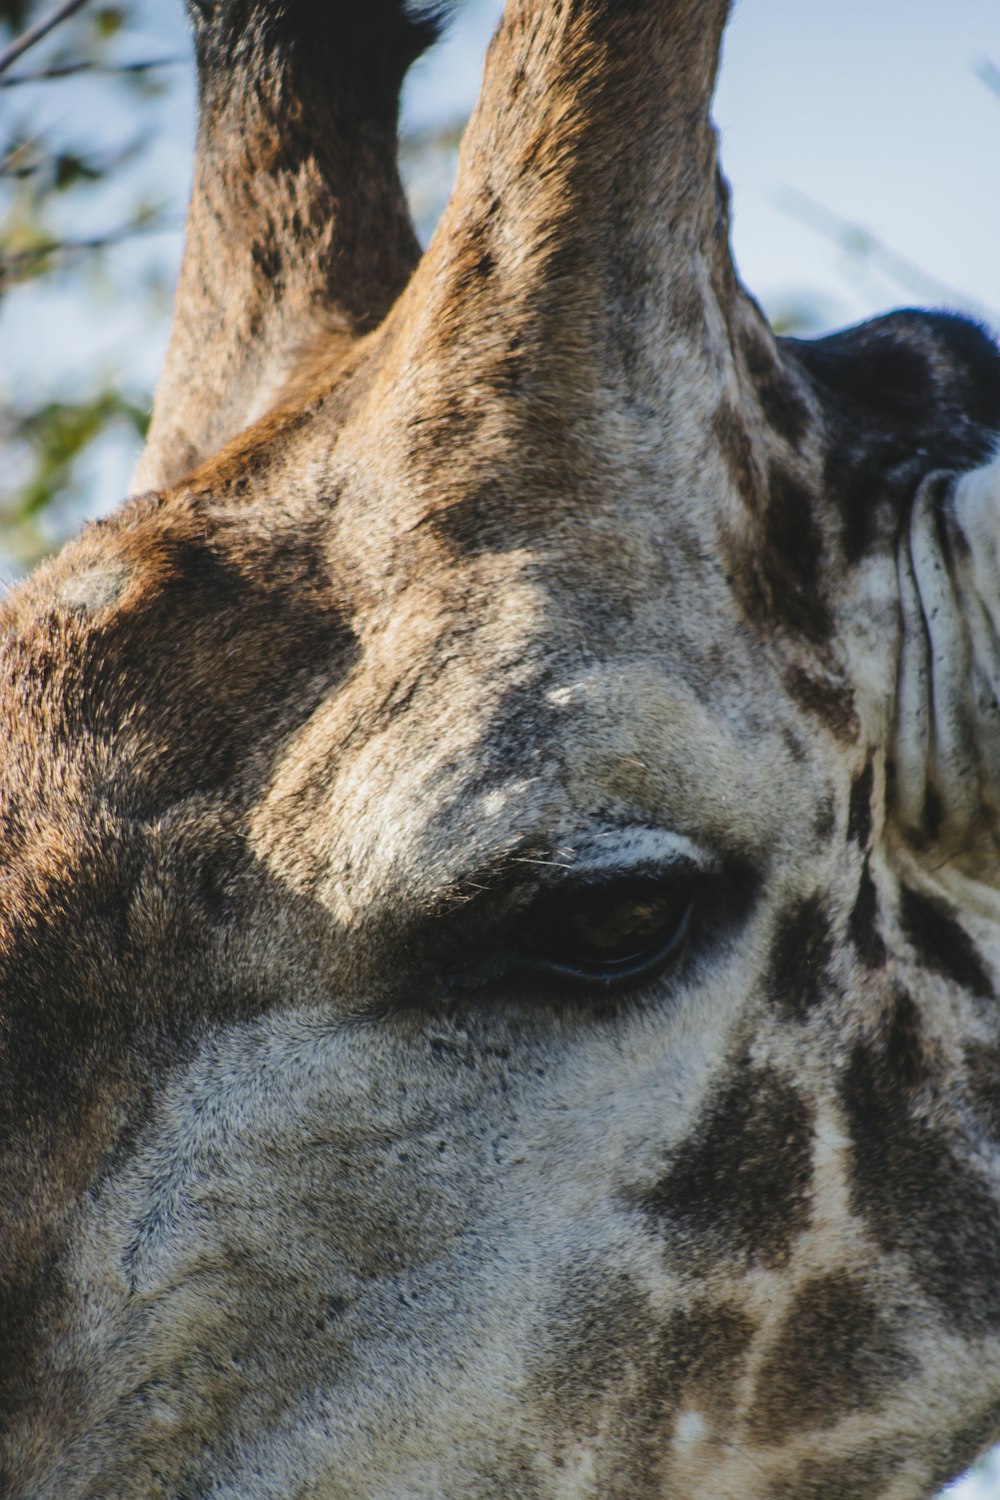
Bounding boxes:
514 874 696 988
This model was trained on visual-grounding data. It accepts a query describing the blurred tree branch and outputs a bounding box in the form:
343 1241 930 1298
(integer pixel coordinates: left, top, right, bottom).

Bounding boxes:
978 58 1000 99
0 210 179 290
0 53 184 85
0 0 187 570
778 186 1000 330
0 0 90 76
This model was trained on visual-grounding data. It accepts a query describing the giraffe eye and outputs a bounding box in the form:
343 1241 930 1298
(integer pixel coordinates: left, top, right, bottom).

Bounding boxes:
515 875 696 987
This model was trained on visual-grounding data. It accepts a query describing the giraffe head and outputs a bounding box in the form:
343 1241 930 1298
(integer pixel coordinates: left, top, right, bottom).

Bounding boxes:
3 3 1000 1496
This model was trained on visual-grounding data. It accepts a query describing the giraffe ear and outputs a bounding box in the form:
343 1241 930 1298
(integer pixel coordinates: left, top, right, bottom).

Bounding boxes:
891 453 1000 860
132 1 442 493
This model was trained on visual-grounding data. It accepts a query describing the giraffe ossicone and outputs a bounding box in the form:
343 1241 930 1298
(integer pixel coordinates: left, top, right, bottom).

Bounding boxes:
2 3 1000 1497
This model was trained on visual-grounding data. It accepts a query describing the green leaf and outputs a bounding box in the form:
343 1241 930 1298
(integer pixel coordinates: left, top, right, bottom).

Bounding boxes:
2 391 149 532
93 6 126 39
0 0 33 33
53 149 103 191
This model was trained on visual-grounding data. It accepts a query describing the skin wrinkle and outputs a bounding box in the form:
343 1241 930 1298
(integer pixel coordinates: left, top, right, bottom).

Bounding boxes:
2 2 1000 1498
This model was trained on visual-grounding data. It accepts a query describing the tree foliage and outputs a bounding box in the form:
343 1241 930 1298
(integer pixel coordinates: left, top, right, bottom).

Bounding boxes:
0 0 183 569
0 0 474 573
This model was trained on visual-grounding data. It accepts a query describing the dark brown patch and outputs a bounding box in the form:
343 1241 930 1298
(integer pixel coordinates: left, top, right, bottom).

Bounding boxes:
471 1455 543 1500
0 828 143 1128
460 670 570 799
193 0 442 88
758 462 833 644
782 663 858 741
667 274 709 343
847 754 874 847
432 206 509 363
921 781 944 844
485 331 526 398
608 1298 757 1495
841 1032 1000 1329
928 1396 1000 1495
537 1290 756 1496
635 1066 813 1270
812 793 835 843
472 247 495 279
529 1268 652 1436
741 328 812 447
899 884 995 999
0 1251 66 1421
765 1446 904 1500
849 856 886 969
766 895 834 1021
0 526 358 1132
427 482 518 558
884 756 896 819
884 989 928 1091
751 1270 910 1442
964 1043 1000 1139
713 401 762 510
780 724 807 763
646 1300 756 1423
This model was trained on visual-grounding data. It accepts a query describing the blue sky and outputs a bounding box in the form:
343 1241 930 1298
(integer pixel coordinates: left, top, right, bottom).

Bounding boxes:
714 0 1000 332
407 0 1000 335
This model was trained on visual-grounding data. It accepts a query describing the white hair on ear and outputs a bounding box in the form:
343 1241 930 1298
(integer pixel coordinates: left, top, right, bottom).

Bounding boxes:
953 447 1000 580
892 453 1000 854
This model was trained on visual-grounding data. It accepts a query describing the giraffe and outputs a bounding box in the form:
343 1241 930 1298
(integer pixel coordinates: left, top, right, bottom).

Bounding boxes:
2 1 1000 1496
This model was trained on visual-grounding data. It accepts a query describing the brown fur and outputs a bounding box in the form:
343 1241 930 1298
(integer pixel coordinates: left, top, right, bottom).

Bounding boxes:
3 2 1000 1496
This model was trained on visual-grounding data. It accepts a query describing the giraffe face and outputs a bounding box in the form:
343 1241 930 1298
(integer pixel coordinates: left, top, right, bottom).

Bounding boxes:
3 3 1000 1498
6 363 1000 1500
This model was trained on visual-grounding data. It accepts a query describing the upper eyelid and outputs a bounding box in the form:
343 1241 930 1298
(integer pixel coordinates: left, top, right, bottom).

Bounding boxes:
454 827 716 908
539 828 716 883
428 828 719 991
